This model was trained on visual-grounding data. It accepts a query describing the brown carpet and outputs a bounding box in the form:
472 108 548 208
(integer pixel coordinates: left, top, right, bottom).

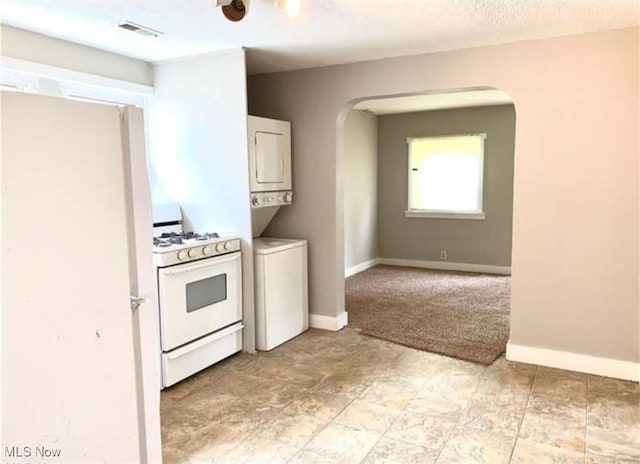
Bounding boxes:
345 265 511 365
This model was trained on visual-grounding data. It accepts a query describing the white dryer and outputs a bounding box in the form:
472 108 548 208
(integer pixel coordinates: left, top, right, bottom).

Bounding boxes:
253 238 309 351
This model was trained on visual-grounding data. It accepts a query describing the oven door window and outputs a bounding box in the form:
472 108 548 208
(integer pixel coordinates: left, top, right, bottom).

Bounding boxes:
186 273 227 313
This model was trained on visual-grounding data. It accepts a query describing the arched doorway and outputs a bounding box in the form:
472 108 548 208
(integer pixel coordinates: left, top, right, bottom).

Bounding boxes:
337 87 517 365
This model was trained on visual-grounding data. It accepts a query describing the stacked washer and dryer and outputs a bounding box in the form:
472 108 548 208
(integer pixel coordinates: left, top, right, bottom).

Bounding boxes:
248 116 309 351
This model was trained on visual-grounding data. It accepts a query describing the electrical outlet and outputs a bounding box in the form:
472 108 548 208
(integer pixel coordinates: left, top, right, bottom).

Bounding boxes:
440 250 447 260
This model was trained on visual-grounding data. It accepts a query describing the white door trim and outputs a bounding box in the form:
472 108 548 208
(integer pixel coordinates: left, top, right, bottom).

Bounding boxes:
1 56 153 99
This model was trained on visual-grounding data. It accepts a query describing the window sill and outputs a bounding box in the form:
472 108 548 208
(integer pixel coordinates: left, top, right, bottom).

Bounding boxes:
405 210 486 220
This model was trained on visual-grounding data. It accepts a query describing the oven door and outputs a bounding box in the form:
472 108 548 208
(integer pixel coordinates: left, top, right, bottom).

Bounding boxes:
158 251 242 352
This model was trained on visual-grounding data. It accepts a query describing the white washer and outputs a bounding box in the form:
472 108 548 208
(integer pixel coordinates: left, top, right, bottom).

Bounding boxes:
253 238 309 351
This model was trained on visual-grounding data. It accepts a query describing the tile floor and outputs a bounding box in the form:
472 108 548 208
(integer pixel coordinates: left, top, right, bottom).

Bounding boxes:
161 328 640 464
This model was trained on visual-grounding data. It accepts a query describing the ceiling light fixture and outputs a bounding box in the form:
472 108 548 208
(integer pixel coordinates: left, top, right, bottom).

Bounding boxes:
222 0 250 22
212 0 301 22
275 0 301 19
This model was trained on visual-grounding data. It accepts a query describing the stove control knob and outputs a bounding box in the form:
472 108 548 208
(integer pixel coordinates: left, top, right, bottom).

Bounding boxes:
215 243 225 253
177 250 187 260
251 195 261 206
203 246 211 255
224 241 233 250
188 248 197 258
284 192 293 203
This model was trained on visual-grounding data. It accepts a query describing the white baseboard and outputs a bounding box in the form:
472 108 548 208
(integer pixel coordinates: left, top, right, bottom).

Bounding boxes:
507 342 640 382
345 258 381 278
378 258 511 275
310 311 349 331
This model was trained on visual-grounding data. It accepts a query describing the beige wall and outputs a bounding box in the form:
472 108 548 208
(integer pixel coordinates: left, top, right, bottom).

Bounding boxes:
344 109 378 271
378 105 516 267
0 25 153 85
248 27 639 363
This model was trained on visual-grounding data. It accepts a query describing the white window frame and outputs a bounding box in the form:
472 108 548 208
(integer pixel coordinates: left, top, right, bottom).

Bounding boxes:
405 133 486 220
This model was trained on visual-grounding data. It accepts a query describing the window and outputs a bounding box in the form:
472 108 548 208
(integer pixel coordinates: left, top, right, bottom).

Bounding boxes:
406 133 486 220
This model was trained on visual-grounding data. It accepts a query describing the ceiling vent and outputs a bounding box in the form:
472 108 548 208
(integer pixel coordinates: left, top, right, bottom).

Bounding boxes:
117 21 163 37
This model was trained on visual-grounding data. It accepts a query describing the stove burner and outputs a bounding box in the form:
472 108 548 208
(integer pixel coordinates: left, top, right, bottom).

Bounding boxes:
153 231 220 247
154 236 175 247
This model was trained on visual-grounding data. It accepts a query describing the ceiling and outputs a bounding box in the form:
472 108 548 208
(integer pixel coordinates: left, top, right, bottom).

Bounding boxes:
353 89 513 115
1 0 639 75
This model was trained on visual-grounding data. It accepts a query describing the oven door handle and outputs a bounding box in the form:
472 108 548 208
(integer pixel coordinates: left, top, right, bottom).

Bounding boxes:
161 252 240 276
166 323 245 360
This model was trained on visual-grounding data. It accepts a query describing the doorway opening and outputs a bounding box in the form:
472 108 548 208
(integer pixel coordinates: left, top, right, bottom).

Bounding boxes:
339 88 516 365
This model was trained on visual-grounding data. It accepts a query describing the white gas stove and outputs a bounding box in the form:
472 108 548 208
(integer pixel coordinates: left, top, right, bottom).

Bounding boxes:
152 204 244 388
